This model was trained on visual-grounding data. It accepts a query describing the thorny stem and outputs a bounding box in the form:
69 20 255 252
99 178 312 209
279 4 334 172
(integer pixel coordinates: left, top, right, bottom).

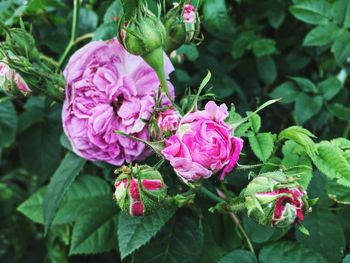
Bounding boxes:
58 0 80 68
216 188 255 256
198 186 224 203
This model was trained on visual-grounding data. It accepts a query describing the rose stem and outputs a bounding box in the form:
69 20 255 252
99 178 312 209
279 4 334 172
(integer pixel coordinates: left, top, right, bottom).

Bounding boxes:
216 188 256 256
58 0 80 69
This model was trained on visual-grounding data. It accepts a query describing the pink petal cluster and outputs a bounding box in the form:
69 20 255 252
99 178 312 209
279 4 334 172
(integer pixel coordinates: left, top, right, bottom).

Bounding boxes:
114 178 164 216
157 108 181 135
62 39 174 165
162 101 243 182
183 4 196 23
256 188 305 225
0 61 31 95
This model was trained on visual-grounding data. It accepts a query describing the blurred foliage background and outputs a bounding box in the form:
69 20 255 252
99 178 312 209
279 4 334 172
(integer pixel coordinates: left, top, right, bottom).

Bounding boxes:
1 0 350 262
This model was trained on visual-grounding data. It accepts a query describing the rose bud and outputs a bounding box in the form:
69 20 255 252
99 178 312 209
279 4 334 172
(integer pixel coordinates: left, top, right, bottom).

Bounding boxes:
169 50 185 64
0 60 31 96
243 171 309 228
119 7 171 99
162 101 243 182
149 107 181 140
114 165 167 216
163 3 200 53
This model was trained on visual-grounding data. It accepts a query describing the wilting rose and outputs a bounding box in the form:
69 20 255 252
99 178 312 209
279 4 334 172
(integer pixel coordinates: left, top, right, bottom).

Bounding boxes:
0 61 31 95
62 39 174 165
157 108 181 136
162 101 243 182
256 188 305 227
183 4 196 23
114 165 167 216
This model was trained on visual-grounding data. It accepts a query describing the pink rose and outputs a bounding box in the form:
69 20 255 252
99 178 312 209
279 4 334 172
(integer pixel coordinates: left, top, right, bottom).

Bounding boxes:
62 39 174 165
0 61 31 95
157 108 181 135
162 101 243 182
114 178 164 216
183 4 196 23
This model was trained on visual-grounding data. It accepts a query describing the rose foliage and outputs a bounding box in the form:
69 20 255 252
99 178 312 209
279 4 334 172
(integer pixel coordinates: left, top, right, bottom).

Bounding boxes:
1 1 350 263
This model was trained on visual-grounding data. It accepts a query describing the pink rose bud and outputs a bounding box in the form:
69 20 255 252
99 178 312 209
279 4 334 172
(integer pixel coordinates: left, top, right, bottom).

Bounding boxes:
157 108 182 136
162 101 243 182
183 4 196 23
169 50 185 64
243 172 309 228
62 39 174 165
163 3 200 53
114 165 167 216
0 61 31 96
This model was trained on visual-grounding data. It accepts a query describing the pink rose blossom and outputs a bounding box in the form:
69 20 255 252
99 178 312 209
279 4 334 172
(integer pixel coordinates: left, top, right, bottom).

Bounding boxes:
157 108 181 135
114 178 164 216
62 39 174 165
0 61 31 95
162 101 243 182
183 4 196 23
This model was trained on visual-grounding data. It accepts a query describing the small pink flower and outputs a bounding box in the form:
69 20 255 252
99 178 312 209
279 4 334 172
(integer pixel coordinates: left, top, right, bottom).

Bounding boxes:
162 101 243 182
157 108 181 135
114 178 164 216
183 4 196 23
0 61 31 95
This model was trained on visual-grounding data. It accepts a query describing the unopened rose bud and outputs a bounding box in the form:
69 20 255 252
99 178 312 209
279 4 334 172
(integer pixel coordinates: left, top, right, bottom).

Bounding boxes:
163 3 200 53
0 61 31 96
243 172 308 228
114 165 167 216
119 7 172 99
156 107 182 137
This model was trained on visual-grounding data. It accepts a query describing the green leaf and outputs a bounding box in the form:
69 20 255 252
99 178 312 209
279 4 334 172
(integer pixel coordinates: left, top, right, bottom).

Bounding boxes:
327 103 350 121
0 99 17 147
18 120 62 180
248 112 261 134
252 39 276 57
331 29 350 64
218 250 257 263
77 8 98 36
103 0 123 23
259 241 328 263
313 142 350 186
318 77 343 100
296 208 345 262
343 254 350 263
230 31 256 59
295 93 323 124
70 200 118 255
303 23 339 46
288 76 317 93
93 22 119 41
270 81 299 104
43 152 86 233
121 0 138 20
326 177 350 204
133 212 204 263
289 0 331 25
17 175 111 225
118 204 177 259
278 126 317 159
178 45 199 62
248 133 274 162
257 56 277 85
202 0 230 32
282 140 313 189
333 0 350 28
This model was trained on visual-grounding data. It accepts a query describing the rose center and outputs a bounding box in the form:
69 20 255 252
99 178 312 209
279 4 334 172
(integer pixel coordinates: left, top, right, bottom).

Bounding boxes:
111 95 124 114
